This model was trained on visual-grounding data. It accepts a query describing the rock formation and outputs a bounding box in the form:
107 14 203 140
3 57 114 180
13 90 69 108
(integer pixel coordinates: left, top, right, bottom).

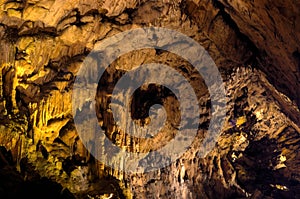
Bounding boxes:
0 0 299 198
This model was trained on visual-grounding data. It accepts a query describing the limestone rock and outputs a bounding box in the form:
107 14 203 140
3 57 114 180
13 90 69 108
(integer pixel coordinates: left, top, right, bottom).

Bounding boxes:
0 0 299 198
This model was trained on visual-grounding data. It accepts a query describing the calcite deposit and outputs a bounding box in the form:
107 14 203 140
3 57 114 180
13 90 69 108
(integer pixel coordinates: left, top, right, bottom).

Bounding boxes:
0 0 299 198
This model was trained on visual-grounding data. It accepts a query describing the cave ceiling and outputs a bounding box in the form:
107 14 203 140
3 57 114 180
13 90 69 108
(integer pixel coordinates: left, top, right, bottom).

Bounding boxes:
0 0 299 198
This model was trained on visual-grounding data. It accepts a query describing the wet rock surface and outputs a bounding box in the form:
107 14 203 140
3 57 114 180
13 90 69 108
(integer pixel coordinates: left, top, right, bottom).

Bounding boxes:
0 0 299 198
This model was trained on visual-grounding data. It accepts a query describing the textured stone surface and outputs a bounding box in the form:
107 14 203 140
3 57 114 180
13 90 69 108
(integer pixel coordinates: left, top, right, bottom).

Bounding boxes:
0 0 299 198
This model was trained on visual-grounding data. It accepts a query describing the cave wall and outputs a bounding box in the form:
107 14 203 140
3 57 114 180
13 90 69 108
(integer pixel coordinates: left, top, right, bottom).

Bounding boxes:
0 0 299 198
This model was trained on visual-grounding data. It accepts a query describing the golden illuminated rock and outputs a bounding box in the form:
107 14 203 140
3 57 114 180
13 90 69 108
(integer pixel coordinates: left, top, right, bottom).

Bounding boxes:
0 0 299 198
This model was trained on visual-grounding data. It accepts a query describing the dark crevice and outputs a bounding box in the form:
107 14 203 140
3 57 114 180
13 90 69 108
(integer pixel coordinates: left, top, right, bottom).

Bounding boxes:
211 0 260 68
3 26 19 43
0 148 75 199
292 50 300 73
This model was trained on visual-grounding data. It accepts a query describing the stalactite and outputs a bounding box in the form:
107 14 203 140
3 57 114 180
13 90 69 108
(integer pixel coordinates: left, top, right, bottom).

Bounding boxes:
0 0 299 198
16 135 24 172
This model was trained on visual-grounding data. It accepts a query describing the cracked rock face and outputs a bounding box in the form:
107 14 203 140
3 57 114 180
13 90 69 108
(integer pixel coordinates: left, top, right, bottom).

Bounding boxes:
0 0 299 198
